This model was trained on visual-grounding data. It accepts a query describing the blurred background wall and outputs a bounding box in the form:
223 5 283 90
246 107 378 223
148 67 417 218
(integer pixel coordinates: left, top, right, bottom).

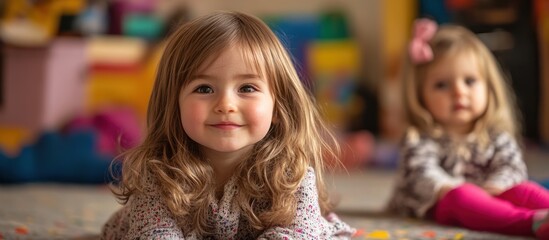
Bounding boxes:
0 0 547 183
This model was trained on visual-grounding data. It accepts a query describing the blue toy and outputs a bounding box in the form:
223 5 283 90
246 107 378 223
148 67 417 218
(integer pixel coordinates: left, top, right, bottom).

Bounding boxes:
540 179 549 190
0 130 117 184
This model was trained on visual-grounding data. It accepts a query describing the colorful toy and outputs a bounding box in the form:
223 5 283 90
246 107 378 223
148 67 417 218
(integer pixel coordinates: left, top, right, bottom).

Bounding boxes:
66 107 142 156
85 36 159 119
0 130 114 184
0 126 32 156
1 0 85 46
339 130 375 170
307 40 361 130
540 179 549 190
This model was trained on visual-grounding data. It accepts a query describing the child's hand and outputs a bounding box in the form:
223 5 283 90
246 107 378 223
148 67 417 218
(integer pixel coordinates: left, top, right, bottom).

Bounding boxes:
483 185 504 195
437 185 456 200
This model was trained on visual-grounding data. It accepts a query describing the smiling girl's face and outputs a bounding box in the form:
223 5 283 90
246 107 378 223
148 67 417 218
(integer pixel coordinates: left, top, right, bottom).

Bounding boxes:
421 51 488 136
178 44 275 161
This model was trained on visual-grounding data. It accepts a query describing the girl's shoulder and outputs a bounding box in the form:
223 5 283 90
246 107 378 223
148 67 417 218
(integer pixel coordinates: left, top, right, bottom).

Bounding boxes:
301 167 316 186
487 130 519 146
129 173 163 199
401 128 518 146
294 167 319 195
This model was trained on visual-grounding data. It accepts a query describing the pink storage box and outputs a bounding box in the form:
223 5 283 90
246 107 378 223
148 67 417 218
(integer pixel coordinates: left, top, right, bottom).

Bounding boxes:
0 37 87 131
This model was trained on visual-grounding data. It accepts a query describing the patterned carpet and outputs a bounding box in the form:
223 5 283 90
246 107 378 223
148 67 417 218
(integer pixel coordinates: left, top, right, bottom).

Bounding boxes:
0 184 118 240
340 212 533 240
0 145 546 239
328 169 536 240
0 181 536 240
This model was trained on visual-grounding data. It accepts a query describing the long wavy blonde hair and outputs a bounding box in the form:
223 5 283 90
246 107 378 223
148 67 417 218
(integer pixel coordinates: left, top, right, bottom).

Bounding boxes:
112 11 340 235
402 24 521 145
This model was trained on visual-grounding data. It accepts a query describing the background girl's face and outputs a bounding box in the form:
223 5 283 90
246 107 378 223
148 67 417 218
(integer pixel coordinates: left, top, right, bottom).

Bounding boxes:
421 52 488 136
178 45 275 160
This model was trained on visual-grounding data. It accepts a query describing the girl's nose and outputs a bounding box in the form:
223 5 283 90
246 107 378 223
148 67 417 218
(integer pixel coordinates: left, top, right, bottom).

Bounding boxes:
452 81 467 97
214 93 237 113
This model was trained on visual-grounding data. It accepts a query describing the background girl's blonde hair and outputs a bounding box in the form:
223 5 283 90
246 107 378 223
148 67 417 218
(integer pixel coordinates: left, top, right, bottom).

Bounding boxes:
402 24 521 144
112 11 340 235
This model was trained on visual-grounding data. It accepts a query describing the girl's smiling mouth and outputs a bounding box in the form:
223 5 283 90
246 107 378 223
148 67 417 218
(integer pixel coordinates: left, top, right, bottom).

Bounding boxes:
454 103 467 111
210 122 242 130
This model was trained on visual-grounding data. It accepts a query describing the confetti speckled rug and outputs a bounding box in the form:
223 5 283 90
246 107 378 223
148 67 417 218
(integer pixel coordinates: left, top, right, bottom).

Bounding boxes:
1 150 546 239
0 182 535 240
2 149 547 240
339 211 533 240
328 169 535 240
0 184 120 240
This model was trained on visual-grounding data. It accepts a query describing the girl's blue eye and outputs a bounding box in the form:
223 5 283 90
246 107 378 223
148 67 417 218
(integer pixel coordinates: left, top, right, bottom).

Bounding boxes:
465 77 476 86
194 85 213 94
239 84 257 93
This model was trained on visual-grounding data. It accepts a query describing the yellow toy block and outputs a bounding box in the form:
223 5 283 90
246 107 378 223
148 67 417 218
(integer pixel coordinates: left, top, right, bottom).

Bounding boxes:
308 41 360 74
86 71 149 118
84 36 156 120
0 126 32 155
308 40 362 130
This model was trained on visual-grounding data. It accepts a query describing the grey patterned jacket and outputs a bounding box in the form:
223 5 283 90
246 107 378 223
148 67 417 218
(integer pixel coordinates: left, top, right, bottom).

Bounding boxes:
388 128 527 218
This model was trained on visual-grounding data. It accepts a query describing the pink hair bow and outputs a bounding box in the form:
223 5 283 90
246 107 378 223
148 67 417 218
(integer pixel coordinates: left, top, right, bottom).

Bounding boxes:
409 18 437 64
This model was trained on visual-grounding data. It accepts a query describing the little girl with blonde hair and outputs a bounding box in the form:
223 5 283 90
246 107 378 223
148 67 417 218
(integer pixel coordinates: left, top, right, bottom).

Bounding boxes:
389 18 549 238
101 11 355 239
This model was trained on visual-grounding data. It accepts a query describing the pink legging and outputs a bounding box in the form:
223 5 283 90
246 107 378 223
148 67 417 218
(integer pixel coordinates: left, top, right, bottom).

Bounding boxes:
434 181 549 236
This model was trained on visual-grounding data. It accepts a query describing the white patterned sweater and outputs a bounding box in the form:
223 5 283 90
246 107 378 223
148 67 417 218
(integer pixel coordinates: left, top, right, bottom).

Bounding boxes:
101 167 356 239
388 129 527 218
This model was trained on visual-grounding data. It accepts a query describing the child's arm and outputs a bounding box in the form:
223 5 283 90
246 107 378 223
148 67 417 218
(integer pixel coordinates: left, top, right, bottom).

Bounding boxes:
399 131 464 214
482 132 528 195
437 185 457 199
257 168 355 239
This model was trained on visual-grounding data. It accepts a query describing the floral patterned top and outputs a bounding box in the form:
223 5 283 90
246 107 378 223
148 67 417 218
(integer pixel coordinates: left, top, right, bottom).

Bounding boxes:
101 167 355 239
388 128 527 218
